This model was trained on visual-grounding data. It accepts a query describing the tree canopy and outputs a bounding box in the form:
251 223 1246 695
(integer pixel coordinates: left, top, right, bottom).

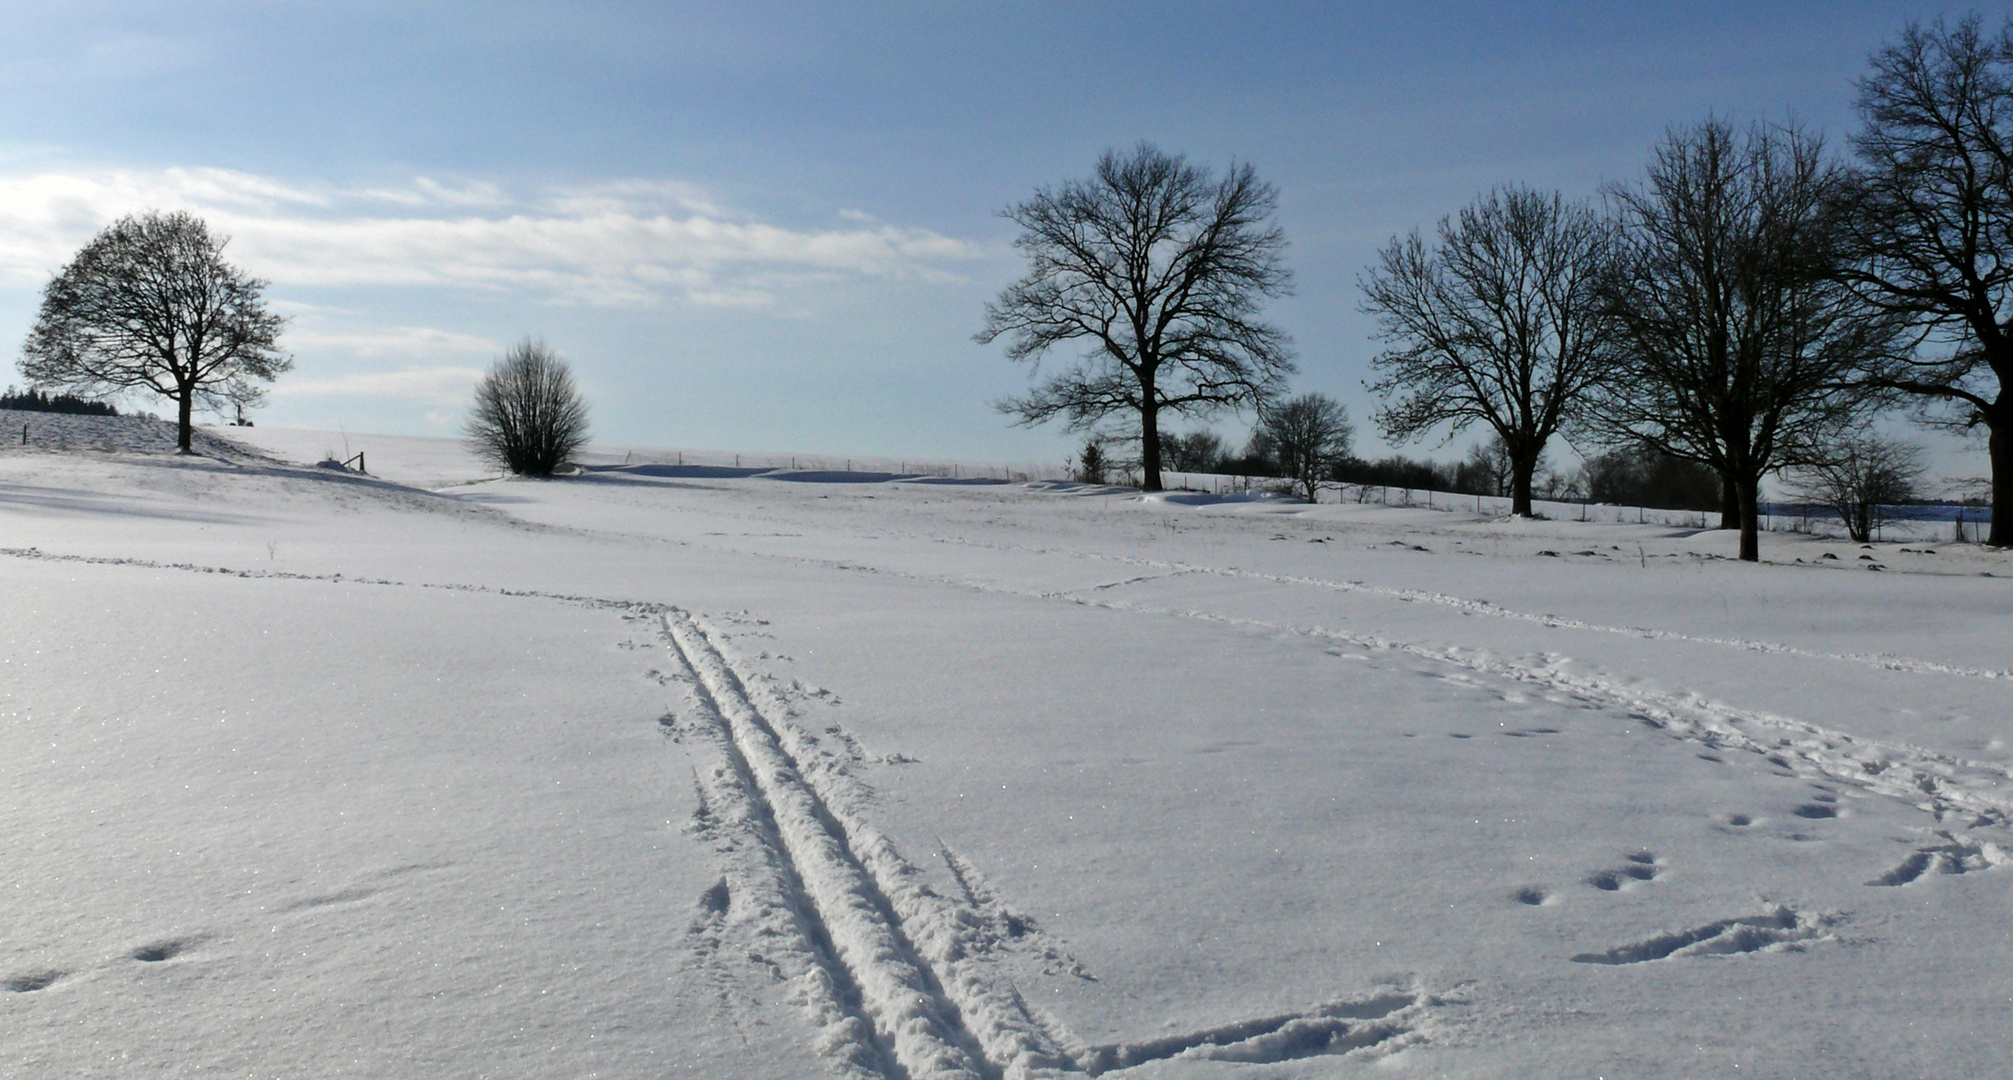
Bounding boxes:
1598 119 1899 561
1843 15 2013 545
21 211 290 451
978 143 1294 491
1361 186 1616 516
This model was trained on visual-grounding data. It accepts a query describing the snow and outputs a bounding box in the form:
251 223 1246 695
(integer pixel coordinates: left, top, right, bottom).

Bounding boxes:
3 416 2012 1078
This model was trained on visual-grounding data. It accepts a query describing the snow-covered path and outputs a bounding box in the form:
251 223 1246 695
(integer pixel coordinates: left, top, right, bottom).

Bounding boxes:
2 423 2009 1077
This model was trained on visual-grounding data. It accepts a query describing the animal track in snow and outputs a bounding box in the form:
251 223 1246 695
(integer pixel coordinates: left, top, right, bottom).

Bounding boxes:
3 969 65 992
1511 886 1552 906
278 862 448 914
1588 853 1661 892
130 937 204 963
1867 833 2009 886
1075 987 1434 1076
1570 906 1841 964
280 885 379 911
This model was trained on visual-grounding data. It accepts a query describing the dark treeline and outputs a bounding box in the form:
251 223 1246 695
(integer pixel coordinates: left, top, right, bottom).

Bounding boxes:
1148 429 1724 512
0 387 119 416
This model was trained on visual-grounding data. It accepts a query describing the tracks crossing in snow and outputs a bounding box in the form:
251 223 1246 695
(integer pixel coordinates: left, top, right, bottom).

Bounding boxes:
661 610 1068 1080
658 609 1435 1077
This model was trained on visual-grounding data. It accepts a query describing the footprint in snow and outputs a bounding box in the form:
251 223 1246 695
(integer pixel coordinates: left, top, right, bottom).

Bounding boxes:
1588 852 1662 892
3 969 65 993
130 936 205 963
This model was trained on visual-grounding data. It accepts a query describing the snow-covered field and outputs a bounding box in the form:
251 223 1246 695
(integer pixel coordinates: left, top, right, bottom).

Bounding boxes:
3 416 2010 1079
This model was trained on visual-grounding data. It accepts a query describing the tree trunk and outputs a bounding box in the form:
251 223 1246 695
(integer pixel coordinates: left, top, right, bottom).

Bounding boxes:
1737 472 1761 562
1718 472 1739 530
1510 453 1537 517
1990 403 2010 548
176 387 194 453
1138 398 1163 492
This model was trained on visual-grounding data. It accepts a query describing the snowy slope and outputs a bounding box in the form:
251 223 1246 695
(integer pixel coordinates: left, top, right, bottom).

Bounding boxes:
3 418 2010 1078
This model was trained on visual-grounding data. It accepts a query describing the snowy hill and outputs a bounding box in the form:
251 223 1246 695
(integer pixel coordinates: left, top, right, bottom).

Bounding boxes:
3 421 2010 1078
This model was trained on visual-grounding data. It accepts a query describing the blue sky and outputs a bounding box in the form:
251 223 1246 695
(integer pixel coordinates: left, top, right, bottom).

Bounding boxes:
0 2 2002 476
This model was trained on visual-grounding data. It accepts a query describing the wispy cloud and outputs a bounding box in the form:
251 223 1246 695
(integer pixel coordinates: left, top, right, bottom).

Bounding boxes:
285 325 502 360
274 366 489 405
0 167 981 307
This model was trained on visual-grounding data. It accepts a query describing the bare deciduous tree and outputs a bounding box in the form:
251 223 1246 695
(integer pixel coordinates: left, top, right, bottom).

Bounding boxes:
1788 436 1925 542
1159 429 1225 474
1360 186 1616 516
466 338 590 476
978 143 1295 492
20 211 290 451
1842 16 2013 546
1596 119 1900 561
1259 392 1353 502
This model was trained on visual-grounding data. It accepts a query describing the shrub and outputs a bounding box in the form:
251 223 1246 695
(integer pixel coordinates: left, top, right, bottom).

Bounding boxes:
466 338 590 476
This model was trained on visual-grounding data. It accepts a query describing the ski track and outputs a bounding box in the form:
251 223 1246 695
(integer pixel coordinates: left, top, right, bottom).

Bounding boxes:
908 534 2013 683
13 538 2006 1069
653 541 2013 836
662 610 1000 1080
660 611 1437 1076
9 542 2007 839
0 545 1436 1076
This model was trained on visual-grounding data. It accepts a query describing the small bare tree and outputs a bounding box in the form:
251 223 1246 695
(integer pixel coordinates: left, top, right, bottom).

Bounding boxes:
1789 437 1925 542
1259 392 1353 502
466 338 590 476
20 211 290 451
978 143 1295 491
1360 186 1617 516
1160 429 1225 474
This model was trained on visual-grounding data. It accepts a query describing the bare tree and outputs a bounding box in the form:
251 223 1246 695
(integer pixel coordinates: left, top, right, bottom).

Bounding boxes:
20 211 290 451
1788 436 1925 542
978 143 1295 491
1259 393 1353 502
1596 119 1900 561
1841 16 2013 546
466 338 591 476
1459 435 1544 500
1160 429 1226 474
1360 186 1617 516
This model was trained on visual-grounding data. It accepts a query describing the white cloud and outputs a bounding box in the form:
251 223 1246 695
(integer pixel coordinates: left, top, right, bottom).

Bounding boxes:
286 326 501 359
274 366 488 405
0 167 981 307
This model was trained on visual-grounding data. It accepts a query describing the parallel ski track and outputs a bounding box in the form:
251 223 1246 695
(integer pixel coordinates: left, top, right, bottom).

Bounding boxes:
660 610 999 1080
663 610 1085 1080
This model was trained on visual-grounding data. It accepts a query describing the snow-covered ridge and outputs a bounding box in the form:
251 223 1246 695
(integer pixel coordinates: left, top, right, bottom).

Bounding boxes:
4 410 273 461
